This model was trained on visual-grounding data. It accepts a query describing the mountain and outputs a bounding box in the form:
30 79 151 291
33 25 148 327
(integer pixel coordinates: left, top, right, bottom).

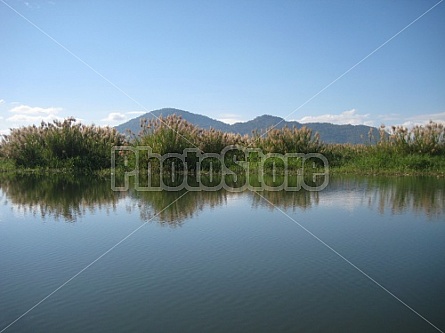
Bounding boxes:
116 108 231 134
115 108 377 144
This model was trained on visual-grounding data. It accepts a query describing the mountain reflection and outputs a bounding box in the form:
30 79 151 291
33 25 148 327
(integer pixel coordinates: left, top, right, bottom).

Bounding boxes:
0 174 443 223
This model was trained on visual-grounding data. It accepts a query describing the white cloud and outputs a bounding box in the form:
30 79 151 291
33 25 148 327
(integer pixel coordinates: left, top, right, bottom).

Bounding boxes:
400 112 445 127
101 112 127 123
0 103 64 134
9 104 61 115
298 109 374 126
101 111 148 124
217 113 245 125
7 114 61 122
218 118 239 125
0 99 5 105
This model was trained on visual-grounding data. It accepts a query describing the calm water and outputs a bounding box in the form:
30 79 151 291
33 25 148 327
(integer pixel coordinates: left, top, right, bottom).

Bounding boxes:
0 175 444 332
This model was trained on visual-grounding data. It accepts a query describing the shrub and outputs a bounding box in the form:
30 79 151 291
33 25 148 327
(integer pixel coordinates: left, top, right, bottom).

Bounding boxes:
136 115 200 155
378 122 445 156
0 118 126 170
255 126 322 154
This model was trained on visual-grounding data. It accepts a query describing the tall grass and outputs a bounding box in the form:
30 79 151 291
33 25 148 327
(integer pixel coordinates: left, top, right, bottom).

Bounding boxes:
129 115 445 174
253 126 322 154
134 115 320 152
134 115 249 153
324 122 445 174
1 114 444 174
378 122 445 155
0 118 125 171
129 115 321 171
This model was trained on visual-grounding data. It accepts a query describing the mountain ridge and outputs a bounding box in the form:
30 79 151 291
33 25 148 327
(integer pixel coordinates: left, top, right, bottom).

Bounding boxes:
115 108 377 144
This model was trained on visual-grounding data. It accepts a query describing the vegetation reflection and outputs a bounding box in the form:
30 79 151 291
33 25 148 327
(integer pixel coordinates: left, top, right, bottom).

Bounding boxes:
328 176 444 219
127 189 228 227
0 174 443 223
0 174 123 222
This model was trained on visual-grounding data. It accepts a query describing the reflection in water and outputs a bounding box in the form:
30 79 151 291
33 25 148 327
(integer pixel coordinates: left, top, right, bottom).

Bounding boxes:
0 174 443 223
126 189 229 227
323 176 445 219
250 189 318 211
367 176 444 218
0 174 124 222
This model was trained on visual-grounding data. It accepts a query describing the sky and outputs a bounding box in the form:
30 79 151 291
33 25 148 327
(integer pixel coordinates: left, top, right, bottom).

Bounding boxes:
1 0 444 135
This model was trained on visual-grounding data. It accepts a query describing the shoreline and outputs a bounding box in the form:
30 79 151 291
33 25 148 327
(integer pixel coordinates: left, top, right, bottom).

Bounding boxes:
1 162 444 178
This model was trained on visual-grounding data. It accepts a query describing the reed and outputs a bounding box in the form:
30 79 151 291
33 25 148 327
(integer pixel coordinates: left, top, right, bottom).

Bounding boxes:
1 114 444 175
0 118 126 170
256 126 322 154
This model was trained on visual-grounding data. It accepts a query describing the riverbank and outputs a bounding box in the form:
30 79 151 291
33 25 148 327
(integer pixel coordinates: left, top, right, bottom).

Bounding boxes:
1 157 444 177
1 116 444 177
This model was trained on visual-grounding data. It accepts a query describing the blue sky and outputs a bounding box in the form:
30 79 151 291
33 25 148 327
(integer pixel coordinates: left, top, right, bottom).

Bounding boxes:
1 0 444 134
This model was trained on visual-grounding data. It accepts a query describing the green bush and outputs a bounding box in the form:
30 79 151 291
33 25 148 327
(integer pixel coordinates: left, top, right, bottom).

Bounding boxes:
379 122 445 156
0 118 126 170
1 114 443 174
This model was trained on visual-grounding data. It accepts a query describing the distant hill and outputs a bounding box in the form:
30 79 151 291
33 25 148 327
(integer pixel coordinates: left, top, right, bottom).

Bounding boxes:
115 108 378 144
116 108 231 134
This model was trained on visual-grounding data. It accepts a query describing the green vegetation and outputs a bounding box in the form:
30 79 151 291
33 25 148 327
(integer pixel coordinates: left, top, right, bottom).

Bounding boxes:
0 157 14 172
120 114 321 174
324 123 445 175
0 118 125 172
132 114 322 156
1 115 444 176
133 114 248 154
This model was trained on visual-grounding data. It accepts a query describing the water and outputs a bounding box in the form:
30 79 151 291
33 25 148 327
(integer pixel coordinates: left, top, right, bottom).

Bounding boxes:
0 175 444 332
